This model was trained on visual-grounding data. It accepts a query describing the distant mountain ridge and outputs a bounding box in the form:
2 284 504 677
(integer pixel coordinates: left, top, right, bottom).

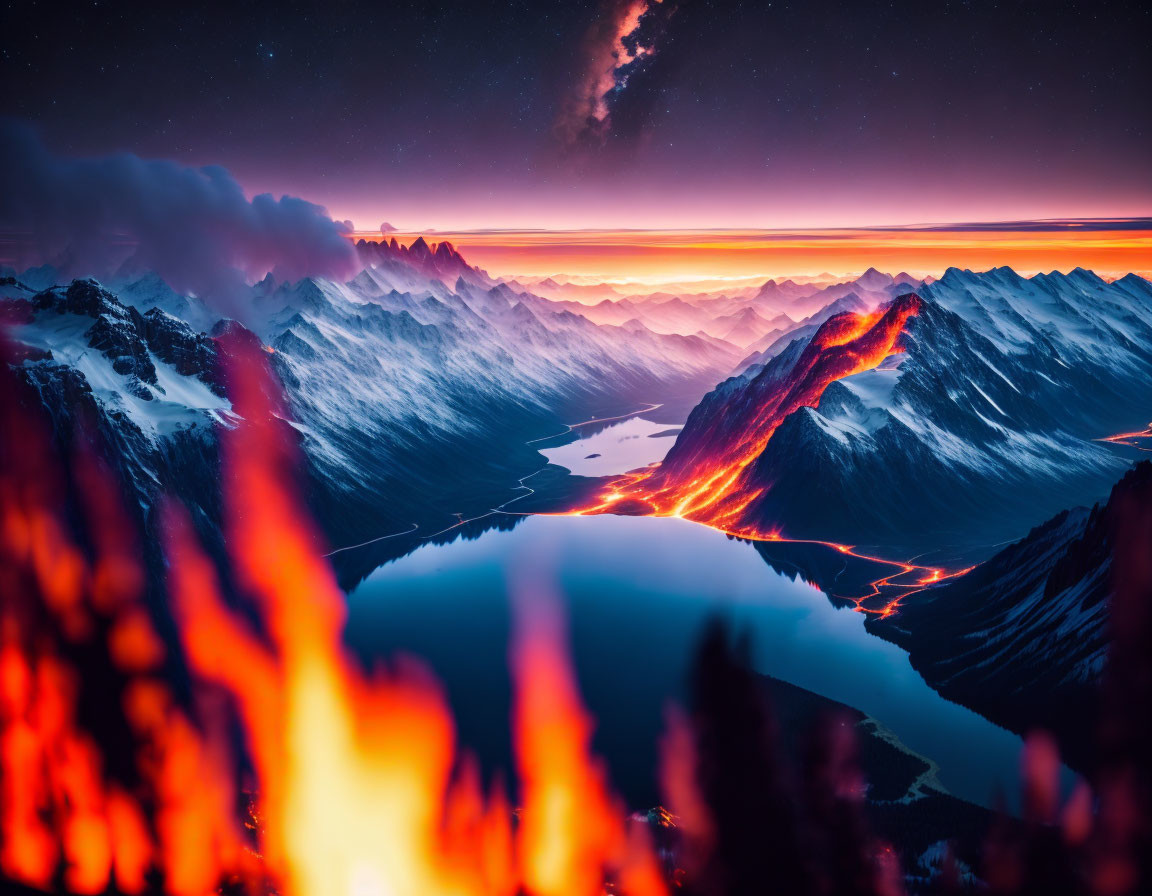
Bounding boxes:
503 267 923 350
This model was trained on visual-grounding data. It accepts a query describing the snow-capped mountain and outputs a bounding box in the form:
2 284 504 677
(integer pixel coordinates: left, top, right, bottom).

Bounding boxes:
867 460 1152 771
246 262 740 544
4 278 229 436
2 243 740 561
773 267 923 318
501 268 920 350
658 268 1152 548
738 293 873 365
1 276 234 582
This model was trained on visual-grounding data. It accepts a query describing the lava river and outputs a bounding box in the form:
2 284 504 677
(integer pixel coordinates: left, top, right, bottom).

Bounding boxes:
568 294 969 613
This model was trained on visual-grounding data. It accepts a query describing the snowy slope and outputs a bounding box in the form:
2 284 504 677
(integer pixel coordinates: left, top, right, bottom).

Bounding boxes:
867 461 1152 770
666 269 1152 547
3 245 741 555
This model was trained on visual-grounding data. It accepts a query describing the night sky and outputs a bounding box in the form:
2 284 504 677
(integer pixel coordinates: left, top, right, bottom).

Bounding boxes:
3 0 1150 229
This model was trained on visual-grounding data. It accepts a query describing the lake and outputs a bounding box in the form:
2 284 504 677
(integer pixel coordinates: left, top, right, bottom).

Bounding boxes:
344 412 1065 810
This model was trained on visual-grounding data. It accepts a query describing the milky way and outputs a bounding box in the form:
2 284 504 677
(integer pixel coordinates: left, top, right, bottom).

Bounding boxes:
555 0 672 148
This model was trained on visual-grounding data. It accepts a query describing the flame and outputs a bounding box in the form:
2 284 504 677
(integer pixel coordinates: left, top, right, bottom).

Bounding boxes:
1 313 1144 894
162 342 517 896
511 579 665 896
1 336 665 895
0 373 254 893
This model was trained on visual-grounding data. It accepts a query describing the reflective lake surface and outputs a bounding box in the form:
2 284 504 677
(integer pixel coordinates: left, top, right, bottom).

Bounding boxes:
344 410 1074 812
536 414 681 476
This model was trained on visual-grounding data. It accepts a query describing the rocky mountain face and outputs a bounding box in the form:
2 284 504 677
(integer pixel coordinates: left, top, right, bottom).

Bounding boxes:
8 277 228 418
2 277 233 588
660 269 1152 548
867 461 1151 771
2 245 741 569
354 236 486 290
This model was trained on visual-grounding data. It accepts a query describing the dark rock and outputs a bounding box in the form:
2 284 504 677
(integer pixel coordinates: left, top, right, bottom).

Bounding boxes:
140 307 225 396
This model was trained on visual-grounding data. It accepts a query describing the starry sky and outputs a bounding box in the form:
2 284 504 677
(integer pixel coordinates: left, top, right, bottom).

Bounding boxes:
2 0 1149 231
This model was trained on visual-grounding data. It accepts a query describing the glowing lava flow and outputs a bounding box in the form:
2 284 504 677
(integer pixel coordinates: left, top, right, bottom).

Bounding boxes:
1097 422 1152 452
565 295 971 614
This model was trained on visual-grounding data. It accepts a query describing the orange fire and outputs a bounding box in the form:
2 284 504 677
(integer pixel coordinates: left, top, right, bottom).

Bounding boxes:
0 337 667 895
510 577 666 896
0 377 255 893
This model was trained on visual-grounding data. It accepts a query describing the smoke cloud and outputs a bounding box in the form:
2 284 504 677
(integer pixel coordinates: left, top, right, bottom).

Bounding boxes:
0 120 359 308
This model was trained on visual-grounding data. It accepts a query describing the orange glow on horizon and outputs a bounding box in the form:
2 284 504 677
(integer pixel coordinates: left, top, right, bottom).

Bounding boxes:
349 224 1152 283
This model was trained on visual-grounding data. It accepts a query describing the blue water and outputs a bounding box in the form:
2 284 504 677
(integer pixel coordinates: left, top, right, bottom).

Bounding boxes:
345 509 1052 810
537 415 681 476
343 410 1078 811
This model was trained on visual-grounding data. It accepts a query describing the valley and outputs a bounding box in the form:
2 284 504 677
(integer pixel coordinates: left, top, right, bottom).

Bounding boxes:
4 6 1149 890
3 242 1149 894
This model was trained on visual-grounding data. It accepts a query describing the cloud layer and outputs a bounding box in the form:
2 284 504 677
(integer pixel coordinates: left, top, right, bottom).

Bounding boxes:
0 121 358 308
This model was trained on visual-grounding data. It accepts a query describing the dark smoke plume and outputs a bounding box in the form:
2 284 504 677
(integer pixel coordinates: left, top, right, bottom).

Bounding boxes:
0 120 358 311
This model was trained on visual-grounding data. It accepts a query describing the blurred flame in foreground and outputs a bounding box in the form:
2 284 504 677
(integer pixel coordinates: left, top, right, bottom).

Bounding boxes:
0 351 252 895
0 338 665 895
509 573 665 896
3 328 1149 895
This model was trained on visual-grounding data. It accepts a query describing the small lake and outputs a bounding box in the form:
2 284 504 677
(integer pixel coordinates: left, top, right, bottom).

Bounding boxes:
536 414 681 476
344 412 1068 811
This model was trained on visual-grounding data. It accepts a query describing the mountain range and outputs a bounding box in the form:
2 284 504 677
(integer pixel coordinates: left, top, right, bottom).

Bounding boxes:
657 267 1152 548
2 250 744 564
5 245 1150 800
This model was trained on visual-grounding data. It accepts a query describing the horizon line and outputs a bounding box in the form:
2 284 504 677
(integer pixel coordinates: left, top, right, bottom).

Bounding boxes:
346 216 1152 238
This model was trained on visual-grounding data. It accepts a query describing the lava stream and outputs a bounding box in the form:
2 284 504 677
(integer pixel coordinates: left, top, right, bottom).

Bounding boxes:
1097 422 1152 452
566 295 972 612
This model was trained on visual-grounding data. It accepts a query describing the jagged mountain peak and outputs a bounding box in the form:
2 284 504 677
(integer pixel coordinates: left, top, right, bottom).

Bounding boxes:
653 268 1149 547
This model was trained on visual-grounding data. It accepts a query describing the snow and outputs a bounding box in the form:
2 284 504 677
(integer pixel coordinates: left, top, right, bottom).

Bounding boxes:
969 380 1006 416
838 361 903 408
925 266 1152 370
806 407 869 446
9 264 1149 550
970 349 1021 392
150 353 229 413
12 311 229 440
